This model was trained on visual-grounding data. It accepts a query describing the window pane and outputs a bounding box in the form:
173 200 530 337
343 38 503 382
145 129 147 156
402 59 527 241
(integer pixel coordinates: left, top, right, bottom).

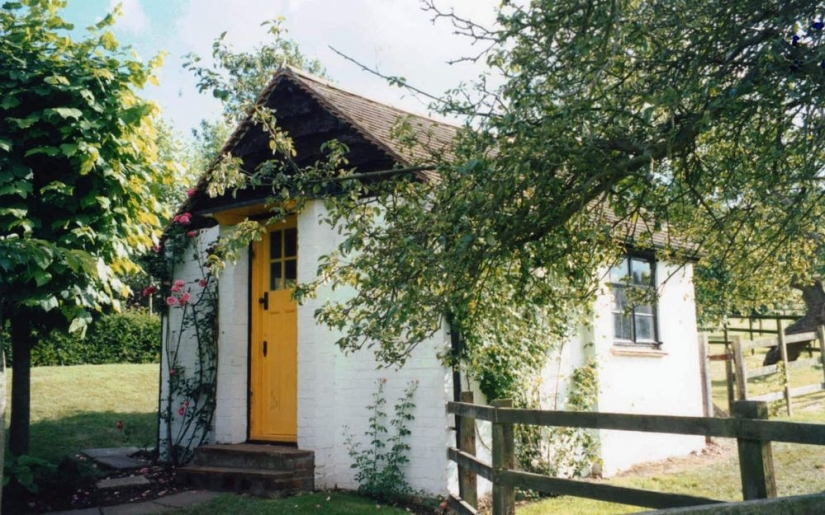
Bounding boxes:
635 314 654 341
284 259 297 288
284 228 297 258
636 303 653 315
631 258 652 285
270 231 283 259
270 262 282 291
612 286 628 311
614 313 632 340
609 258 629 283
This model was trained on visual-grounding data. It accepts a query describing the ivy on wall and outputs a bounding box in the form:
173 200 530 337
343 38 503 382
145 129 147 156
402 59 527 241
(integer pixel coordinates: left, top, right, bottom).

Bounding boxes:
513 359 601 481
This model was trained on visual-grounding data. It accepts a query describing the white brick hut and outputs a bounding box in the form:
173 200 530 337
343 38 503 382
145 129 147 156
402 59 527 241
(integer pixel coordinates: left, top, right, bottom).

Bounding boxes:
158 67 707 496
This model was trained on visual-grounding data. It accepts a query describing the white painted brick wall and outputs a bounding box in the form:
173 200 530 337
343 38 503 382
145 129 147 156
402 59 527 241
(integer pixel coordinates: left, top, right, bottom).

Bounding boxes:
214 223 250 444
158 227 219 458
592 262 705 476
296 201 454 495
162 202 706 491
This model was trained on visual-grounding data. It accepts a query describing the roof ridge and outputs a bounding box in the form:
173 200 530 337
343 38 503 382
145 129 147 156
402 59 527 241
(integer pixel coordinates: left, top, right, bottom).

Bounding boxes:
282 65 462 129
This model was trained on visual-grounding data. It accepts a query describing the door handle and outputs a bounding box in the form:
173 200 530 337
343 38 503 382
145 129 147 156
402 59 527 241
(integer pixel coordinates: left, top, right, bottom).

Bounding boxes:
259 291 268 310
263 340 268 357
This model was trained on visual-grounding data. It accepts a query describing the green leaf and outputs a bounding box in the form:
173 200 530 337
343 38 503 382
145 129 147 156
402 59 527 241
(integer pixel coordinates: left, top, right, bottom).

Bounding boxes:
0 207 27 219
39 296 59 311
0 96 20 110
9 115 38 128
60 143 78 156
44 75 69 86
46 107 83 120
32 269 52 287
24 146 60 157
0 181 32 198
0 138 11 152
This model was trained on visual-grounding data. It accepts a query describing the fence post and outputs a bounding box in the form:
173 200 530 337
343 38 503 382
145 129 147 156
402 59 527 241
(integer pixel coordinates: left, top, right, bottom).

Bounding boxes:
733 400 777 500
491 399 515 515
697 334 713 441
724 327 735 413
732 335 748 400
817 326 825 387
458 391 477 508
777 330 792 417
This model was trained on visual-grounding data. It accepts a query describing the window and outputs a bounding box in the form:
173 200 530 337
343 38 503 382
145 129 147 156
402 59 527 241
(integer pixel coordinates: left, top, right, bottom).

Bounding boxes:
609 255 659 346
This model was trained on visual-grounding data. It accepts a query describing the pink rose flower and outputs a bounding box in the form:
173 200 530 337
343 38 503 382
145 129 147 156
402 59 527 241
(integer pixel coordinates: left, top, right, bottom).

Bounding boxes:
166 296 177 306
142 285 157 297
186 188 195 197
187 230 197 238
178 405 185 416
179 292 191 305
198 279 208 287
173 213 192 225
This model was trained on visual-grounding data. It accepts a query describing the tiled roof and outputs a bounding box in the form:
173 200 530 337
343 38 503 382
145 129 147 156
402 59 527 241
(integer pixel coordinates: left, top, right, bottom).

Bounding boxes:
601 207 696 255
217 66 460 175
287 67 460 166
187 66 692 254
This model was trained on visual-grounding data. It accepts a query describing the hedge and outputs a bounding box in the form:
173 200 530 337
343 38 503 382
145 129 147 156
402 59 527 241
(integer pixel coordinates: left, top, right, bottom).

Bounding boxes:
2 310 160 367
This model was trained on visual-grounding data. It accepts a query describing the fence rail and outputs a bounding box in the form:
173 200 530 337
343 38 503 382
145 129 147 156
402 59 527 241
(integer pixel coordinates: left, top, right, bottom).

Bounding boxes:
705 320 825 414
447 394 825 515
729 326 825 416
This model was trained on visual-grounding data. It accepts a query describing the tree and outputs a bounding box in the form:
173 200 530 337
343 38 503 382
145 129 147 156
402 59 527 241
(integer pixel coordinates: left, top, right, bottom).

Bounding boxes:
183 18 327 169
257 0 825 399
0 0 172 456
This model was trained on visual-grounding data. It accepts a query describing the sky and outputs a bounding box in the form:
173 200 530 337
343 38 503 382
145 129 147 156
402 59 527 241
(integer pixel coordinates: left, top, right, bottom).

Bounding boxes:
60 0 500 139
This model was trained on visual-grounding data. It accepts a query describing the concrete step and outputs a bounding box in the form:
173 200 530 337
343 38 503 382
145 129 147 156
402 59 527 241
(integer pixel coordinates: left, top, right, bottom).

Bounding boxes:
178 465 313 497
191 444 314 472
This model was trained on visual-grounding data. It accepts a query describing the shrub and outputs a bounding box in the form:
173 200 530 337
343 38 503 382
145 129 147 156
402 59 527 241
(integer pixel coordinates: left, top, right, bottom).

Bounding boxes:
3 310 160 367
345 379 418 502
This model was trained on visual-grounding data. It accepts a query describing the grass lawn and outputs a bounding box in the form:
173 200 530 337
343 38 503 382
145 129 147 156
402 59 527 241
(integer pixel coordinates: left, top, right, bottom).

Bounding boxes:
5 363 159 461
519 340 825 515
177 491 416 515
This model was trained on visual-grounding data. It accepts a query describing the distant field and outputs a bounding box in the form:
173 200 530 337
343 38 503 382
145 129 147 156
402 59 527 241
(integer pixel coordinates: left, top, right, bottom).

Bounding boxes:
4 363 159 461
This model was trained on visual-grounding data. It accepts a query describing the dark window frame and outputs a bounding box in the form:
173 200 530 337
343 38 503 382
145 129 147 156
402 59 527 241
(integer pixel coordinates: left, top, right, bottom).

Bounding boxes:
610 253 661 347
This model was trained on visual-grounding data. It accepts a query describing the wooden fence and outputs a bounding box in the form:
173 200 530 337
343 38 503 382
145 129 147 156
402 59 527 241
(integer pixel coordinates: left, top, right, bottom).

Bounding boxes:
729 327 825 416
446 393 825 515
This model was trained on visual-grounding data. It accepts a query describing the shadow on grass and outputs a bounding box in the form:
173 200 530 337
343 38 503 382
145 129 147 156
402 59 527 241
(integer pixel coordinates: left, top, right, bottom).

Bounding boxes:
26 410 157 462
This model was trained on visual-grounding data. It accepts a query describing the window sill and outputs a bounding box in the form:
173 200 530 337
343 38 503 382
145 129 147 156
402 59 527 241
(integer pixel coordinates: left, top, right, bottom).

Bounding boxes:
610 345 668 358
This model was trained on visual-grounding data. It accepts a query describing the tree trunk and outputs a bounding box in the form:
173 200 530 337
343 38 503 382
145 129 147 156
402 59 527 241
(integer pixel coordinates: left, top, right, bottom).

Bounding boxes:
763 281 825 366
0 304 6 507
9 312 33 457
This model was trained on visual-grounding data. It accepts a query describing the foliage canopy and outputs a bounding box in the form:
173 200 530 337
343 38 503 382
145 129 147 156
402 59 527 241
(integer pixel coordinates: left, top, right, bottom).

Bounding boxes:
0 0 172 455
0 0 171 329
257 0 825 398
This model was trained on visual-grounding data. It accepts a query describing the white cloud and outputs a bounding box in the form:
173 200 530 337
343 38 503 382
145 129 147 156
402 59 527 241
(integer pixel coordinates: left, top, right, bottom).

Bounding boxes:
109 0 150 34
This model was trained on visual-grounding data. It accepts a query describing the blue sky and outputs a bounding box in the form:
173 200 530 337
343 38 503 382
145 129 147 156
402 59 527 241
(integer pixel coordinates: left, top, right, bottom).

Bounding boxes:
58 0 498 139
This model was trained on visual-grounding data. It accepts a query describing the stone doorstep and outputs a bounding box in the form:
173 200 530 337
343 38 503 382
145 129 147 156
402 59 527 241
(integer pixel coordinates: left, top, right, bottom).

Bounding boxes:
96 475 151 490
152 490 223 508
80 447 150 471
81 448 143 459
48 491 222 515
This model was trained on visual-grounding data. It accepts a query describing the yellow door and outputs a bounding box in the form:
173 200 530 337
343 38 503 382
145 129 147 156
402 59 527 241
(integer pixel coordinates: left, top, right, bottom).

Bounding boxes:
249 218 298 442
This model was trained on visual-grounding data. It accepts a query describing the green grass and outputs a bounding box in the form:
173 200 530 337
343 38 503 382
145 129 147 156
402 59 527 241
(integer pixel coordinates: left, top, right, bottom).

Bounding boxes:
519 336 825 515
5 363 159 461
177 492 415 515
